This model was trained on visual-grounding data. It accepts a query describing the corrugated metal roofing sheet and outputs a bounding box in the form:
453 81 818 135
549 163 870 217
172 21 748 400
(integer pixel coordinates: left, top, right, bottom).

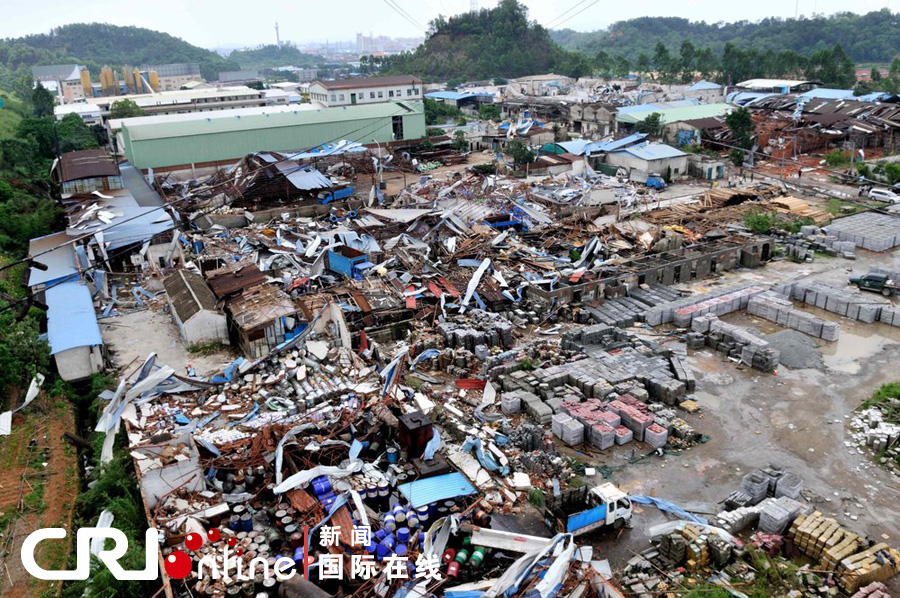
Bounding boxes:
616 103 732 124
46 280 102 355
28 232 77 287
611 142 687 160
687 80 722 92
285 167 333 191
397 472 477 509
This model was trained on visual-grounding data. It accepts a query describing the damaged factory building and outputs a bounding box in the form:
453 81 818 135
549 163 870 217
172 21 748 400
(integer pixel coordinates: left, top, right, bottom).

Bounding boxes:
26 77 900 598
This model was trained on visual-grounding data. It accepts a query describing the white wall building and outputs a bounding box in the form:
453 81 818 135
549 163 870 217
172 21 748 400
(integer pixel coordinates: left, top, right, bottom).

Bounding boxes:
308 75 422 107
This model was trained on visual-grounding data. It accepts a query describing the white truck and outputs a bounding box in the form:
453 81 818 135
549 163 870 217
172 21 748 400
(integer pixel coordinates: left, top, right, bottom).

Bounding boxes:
542 483 633 536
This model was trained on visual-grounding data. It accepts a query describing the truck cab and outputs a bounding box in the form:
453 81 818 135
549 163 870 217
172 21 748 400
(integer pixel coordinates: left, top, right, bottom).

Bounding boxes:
849 273 897 296
543 483 633 536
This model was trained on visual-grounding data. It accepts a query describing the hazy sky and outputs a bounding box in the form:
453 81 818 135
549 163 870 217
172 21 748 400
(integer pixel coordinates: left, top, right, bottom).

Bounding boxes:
2 0 896 49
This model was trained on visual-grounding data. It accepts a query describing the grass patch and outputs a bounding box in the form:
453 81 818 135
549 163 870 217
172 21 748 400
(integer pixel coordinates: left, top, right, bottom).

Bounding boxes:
527 488 545 507
743 208 780 234
824 198 865 216
519 357 536 371
859 382 900 412
0 91 26 140
187 341 231 355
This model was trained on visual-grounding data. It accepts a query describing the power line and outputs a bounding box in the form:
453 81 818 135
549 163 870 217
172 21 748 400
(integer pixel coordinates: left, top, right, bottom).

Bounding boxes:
545 0 592 29
380 0 427 32
549 0 601 30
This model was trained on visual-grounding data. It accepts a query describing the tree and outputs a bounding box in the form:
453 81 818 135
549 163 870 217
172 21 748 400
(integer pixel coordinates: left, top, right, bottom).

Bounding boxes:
478 104 501 121
652 42 671 75
634 112 663 137
870 67 882 81
32 83 54 118
16 117 57 159
635 53 651 78
679 40 696 82
424 98 462 125
504 139 534 167
109 99 145 119
726 107 754 150
493 77 508 85
426 127 447 137
56 113 99 153
805 44 856 88
452 130 469 152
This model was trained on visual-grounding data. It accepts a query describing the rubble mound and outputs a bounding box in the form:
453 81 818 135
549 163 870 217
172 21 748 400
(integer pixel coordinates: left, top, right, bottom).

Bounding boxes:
764 329 824 370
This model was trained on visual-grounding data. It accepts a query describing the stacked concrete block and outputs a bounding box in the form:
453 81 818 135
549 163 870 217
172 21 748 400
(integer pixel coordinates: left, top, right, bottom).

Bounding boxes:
696 316 780 371
877 306 900 328
614 425 634 445
785 281 886 323
758 496 806 534
825 212 900 252
597 410 621 428
850 582 892 598
552 413 585 446
644 423 669 448
775 472 804 499
715 506 760 534
644 283 766 327
669 356 696 391
741 471 770 504
590 423 616 450
616 403 654 442
748 291 840 341
670 285 768 328
525 400 553 424
501 392 522 414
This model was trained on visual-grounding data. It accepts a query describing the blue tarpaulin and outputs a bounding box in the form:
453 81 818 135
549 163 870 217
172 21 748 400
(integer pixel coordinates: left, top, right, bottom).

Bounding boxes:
629 495 708 524
566 504 607 533
397 472 477 509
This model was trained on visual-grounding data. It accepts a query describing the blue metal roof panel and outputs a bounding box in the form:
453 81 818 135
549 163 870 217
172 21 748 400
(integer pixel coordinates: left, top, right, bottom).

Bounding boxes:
97 208 177 250
46 280 102 355
397 471 477 509
555 139 591 155
588 132 648 154
28 231 78 287
799 88 856 100
612 142 687 160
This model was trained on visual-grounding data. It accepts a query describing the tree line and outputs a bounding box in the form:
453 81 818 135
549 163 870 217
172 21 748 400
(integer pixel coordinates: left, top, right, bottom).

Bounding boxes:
552 11 900 65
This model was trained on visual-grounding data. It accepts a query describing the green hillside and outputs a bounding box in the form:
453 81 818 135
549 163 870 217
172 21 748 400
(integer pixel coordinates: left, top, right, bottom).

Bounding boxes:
551 10 900 63
228 44 325 70
380 0 589 81
0 23 239 82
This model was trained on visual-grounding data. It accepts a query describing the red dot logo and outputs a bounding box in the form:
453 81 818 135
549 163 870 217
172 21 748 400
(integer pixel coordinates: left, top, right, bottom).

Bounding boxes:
235 548 243 556
185 533 203 551
164 550 192 579
226 537 237 547
207 528 221 542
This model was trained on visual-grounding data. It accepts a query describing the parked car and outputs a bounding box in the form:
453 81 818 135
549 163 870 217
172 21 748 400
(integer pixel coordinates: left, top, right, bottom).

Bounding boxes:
868 188 900 203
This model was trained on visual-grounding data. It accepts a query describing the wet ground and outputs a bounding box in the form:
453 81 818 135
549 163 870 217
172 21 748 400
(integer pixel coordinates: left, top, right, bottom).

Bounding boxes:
556 248 900 588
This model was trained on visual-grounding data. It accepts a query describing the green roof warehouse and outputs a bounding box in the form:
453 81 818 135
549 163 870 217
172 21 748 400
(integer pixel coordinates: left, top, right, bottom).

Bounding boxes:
120 100 426 170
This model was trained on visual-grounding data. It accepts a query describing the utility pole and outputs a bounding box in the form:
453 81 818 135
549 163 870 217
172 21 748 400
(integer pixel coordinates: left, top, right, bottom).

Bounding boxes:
275 22 281 48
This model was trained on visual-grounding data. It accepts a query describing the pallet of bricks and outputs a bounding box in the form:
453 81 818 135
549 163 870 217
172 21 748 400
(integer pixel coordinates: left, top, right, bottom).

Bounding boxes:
788 511 900 594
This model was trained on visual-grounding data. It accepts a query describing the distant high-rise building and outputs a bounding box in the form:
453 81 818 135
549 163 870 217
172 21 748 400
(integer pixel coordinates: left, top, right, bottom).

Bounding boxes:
276 22 281 48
